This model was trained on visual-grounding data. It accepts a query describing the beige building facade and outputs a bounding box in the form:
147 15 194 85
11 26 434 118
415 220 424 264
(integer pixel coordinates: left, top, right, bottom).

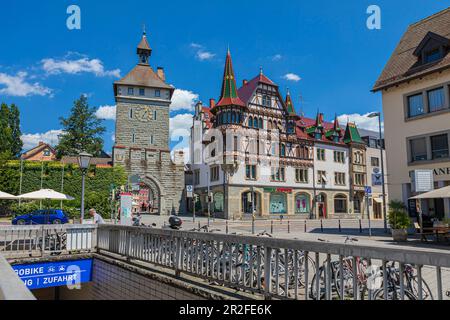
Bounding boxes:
374 8 450 221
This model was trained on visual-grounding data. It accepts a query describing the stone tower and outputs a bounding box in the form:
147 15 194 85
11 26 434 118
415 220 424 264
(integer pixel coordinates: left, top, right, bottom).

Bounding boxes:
113 31 185 215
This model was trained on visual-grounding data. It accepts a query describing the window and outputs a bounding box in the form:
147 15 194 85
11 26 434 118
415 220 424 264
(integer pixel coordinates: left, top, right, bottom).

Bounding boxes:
262 95 271 107
259 118 263 129
317 170 327 185
431 134 449 160
371 157 380 167
354 151 364 165
155 90 161 97
334 195 347 213
194 170 200 185
245 165 257 180
334 151 345 163
128 87 134 95
210 166 220 182
354 173 365 186
270 193 287 214
139 88 145 96
213 192 224 212
317 148 325 161
425 48 441 64
295 169 308 183
43 149 51 156
271 167 285 182
353 197 361 214
129 108 133 119
295 193 310 214
150 135 154 145
407 93 424 117
410 137 427 162
334 172 346 186
153 110 157 120
428 87 445 112
248 116 253 127
132 133 136 143
281 144 286 157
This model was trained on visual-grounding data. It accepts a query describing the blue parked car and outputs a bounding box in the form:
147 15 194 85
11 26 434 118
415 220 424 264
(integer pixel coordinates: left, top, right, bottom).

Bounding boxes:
12 209 69 225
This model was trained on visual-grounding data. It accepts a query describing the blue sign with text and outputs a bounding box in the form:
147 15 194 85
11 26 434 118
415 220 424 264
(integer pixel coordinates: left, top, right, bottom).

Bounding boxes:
12 259 93 290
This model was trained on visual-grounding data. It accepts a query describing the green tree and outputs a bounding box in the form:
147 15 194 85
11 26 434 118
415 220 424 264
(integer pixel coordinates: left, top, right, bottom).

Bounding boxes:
9 104 23 158
56 95 106 158
0 103 23 159
0 103 12 155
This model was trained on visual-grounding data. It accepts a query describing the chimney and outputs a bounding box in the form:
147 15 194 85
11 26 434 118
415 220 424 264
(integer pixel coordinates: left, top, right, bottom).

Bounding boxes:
209 98 216 108
157 67 165 82
243 79 248 86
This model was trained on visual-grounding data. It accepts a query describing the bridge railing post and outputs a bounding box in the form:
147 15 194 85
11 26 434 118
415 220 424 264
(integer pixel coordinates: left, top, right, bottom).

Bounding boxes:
174 236 182 277
40 226 45 257
264 246 272 300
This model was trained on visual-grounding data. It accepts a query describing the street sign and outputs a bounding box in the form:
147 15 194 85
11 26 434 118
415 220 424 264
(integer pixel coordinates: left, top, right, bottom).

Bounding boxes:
365 186 372 195
12 259 93 290
186 185 193 198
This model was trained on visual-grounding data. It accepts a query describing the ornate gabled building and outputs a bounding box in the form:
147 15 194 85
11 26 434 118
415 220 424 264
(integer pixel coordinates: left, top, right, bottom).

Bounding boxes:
190 49 372 220
113 31 185 216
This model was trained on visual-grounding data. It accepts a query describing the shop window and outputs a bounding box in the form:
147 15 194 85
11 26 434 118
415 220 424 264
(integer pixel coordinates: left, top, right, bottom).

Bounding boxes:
270 193 287 214
213 192 224 212
334 195 347 213
295 193 310 214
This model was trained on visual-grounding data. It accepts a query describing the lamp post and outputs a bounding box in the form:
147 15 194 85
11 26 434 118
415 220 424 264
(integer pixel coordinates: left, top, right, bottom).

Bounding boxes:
78 152 92 223
368 112 387 233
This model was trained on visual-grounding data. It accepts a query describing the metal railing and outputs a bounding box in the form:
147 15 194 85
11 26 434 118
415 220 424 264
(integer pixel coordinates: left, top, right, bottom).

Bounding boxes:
97 224 450 300
0 224 97 258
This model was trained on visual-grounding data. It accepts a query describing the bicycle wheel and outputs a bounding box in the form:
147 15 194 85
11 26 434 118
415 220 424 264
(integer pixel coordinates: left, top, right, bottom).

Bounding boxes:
334 262 355 299
373 287 417 300
408 277 434 300
309 266 326 299
296 253 316 288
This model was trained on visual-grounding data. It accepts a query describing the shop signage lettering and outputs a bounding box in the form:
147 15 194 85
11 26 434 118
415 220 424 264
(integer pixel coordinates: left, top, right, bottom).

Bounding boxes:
434 167 450 176
264 188 292 193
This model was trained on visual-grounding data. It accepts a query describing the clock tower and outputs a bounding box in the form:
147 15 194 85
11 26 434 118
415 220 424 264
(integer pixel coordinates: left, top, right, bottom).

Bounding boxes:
113 31 185 216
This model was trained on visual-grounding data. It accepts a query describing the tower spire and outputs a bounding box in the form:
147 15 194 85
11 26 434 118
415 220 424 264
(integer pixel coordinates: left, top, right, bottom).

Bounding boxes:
137 29 152 65
215 49 245 108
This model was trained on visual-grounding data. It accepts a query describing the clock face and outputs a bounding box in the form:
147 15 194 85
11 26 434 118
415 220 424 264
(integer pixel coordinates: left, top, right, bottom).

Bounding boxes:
137 106 153 122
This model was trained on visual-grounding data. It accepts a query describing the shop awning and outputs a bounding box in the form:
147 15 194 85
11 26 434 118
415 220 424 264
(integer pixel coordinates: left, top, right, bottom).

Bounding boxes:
373 198 383 203
410 186 450 200
0 191 16 200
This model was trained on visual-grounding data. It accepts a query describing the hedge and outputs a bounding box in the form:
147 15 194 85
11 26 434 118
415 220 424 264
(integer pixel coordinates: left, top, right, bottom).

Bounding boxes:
0 161 127 218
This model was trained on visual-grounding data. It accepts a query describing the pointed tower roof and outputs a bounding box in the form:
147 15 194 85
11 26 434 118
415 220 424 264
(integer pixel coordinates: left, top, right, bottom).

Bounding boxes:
285 89 296 115
325 114 342 140
343 122 364 144
137 31 151 52
216 50 245 108
306 112 324 135
315 112 324 128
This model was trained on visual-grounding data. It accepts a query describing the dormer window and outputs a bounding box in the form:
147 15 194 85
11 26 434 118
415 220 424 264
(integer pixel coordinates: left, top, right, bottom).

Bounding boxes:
413 32 450 66
425 48 442 64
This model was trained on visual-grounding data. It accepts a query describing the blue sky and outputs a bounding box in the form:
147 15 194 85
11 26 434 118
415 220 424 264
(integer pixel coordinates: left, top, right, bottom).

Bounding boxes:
0 0 449 157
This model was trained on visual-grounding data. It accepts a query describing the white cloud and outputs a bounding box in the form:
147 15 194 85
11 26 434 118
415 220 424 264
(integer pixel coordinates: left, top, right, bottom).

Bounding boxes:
170 89 199 111
96 105 116 120
170 113 193 164
21 130 64 151
272 54 283 61
0 71 52 97
283 73 301 82
41 56 121 78
338 112 384 132
196 50 216 61
190 43 216 61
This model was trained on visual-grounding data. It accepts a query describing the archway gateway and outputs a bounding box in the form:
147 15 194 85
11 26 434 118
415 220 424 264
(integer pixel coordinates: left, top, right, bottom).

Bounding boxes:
129 176 162 215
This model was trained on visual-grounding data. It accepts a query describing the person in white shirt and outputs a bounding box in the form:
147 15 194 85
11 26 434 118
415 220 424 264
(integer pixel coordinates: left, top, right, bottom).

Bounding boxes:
89 208 105 224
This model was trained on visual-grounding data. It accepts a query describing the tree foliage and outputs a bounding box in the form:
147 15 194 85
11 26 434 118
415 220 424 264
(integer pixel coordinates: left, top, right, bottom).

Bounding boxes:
56 95 106 158
0 103 23 158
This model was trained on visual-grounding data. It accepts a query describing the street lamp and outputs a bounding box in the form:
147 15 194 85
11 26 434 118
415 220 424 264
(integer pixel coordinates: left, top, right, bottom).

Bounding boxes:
368 112 388 233
78 151 92 223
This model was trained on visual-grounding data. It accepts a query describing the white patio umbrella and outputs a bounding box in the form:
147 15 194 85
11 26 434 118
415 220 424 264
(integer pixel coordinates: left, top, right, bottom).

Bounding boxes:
0 191 16 200
410 186 450 200
18 189 75 201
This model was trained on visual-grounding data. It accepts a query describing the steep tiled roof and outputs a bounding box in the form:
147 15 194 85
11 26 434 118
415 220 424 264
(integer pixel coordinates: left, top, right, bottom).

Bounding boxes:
114 64 173 90
237 72 277 104
137 34 151 51
21 143 56 160
343 122 364 144
373 7 450 91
